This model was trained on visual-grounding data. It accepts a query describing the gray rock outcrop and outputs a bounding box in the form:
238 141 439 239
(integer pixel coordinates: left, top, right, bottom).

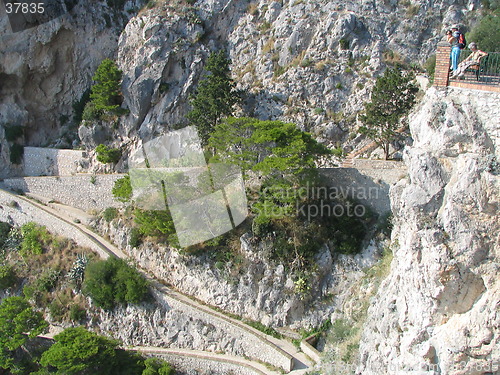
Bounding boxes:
357 87 499 374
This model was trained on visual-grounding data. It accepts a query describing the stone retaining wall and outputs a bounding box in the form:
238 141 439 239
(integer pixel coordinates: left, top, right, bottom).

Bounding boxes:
152 288 293 372
2 174 125 212
23 147 87 176
138 349 268 375
0 189 110 259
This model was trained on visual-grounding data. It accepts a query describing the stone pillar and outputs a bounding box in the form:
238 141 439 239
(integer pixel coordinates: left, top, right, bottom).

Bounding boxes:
434 40 451 87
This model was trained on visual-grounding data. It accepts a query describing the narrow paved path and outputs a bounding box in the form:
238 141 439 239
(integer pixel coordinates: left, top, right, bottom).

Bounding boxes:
0 187 314 374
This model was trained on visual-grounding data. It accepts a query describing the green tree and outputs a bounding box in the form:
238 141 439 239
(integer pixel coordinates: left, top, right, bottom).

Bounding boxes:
208 117 330 226
467 11 500 51
360 68 418 160
0 297 48 372
83 257 149 310
187 51 240 144
40 327 144 375
208 117 330 176
90 59 123 113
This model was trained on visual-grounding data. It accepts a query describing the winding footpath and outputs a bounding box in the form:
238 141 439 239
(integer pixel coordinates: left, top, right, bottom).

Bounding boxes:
0 186 314 375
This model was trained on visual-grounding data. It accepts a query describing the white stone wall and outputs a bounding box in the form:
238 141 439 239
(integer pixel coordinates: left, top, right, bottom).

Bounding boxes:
23 147 87 177
144 352 267 375
2 174 125 212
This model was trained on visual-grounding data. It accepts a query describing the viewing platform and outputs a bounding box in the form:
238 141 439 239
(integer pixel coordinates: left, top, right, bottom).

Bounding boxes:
434 40 500 92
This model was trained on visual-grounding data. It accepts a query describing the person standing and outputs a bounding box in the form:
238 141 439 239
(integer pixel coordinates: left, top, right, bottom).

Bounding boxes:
447 25 462 73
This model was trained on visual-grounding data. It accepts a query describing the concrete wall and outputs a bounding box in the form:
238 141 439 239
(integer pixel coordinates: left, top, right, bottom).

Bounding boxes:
2 174 125 212
23 147 87 176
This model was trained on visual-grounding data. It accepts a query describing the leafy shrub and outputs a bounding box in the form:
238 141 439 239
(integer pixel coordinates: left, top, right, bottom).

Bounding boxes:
300 58 313 68
112 175 132 202
82 102 102 121
142 358 174 375
339 39 349 50
48 301 65 321
0 221 11 249
20 223 50 257
69 304 86 322
96 144 121 164
4 125 24 142
129 227 142 248
37 269 60 292
83 257 149 310
9 143 24 164
134 209 178 246
103 207 118 222
0 264 17 289
424 54 436 82
406 4 419 16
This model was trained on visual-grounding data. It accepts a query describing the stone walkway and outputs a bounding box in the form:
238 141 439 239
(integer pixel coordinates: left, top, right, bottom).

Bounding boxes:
0 187 314 374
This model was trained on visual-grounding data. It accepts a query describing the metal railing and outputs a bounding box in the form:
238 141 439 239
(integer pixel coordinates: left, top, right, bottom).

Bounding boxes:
450 51 500 86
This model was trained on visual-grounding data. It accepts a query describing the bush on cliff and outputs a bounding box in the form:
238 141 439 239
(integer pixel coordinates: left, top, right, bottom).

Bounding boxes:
96 144 121 164
83 257 149 310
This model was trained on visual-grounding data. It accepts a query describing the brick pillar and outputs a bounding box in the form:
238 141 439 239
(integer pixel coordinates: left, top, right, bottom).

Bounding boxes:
434 40 451 87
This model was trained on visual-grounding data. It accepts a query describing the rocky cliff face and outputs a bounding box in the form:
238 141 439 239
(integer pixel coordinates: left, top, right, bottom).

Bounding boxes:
357 87 499 374
97 216 382 328
115 0 475 146
1 0 479 163
0 1 139 147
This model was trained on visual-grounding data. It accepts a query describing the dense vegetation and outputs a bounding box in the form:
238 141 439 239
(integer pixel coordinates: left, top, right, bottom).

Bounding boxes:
0 297 48 373
0 303 171 375
96 144 122 164
83 257 149 310
0 222 171 374
109 51 378 289
467 3 500 51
